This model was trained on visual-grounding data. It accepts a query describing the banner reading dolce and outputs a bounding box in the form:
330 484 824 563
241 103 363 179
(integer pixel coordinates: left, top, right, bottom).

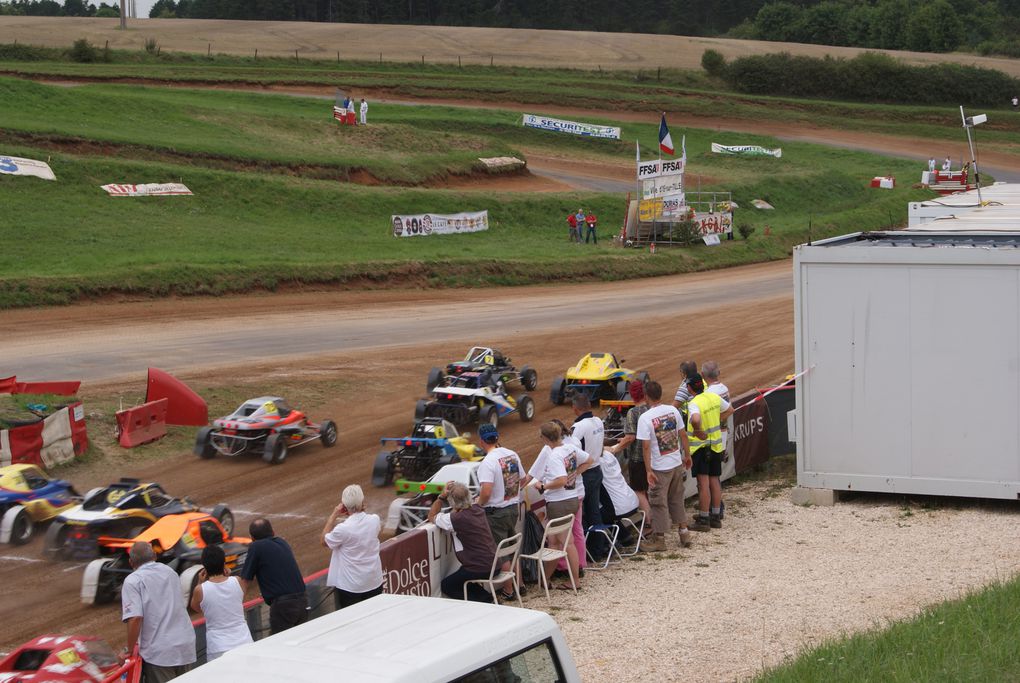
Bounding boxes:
711 143 782 158
101 183 193 197
522 114 621 140
392 210 489 238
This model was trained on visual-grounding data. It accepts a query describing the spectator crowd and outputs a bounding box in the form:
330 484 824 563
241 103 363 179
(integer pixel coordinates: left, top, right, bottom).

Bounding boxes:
121 360 734 681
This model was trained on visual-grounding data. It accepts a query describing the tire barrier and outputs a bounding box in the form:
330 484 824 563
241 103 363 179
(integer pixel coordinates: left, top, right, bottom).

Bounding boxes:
116 399 169 448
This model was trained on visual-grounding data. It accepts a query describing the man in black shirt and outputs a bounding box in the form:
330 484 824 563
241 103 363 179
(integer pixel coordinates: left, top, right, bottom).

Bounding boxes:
238 518 308 635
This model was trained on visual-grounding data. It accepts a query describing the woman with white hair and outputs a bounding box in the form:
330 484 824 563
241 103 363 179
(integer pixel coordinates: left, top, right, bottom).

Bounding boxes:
321 484 384 610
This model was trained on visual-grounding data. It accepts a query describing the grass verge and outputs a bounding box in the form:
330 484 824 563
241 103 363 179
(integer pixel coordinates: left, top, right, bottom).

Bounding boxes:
756 574 1020 682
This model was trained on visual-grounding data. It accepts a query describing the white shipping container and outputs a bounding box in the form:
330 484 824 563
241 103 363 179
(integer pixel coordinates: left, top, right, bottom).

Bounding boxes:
794 231 1020 499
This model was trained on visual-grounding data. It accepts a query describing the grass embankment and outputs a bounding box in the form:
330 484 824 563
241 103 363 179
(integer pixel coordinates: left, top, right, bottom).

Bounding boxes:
757 574 1020 682
2 46 1020 147
0 110 931 308
0 393 81 428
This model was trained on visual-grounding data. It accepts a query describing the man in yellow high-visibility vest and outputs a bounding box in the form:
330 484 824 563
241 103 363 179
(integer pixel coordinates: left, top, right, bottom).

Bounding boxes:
686 373 733 532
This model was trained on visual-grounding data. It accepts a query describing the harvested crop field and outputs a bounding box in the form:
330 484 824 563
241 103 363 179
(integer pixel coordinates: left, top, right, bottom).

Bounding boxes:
3 16 1020 76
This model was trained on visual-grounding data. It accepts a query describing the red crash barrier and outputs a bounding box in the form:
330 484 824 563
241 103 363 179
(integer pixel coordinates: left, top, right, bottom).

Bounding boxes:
0 376 80 396
116 399 169 448
0 376 15 393
146 368 208 427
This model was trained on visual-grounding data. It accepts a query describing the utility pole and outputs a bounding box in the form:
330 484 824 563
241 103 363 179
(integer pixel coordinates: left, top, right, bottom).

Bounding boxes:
119 0 127 28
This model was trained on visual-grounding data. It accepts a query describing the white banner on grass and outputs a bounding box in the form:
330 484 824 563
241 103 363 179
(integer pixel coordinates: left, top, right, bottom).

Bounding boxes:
392 211 489 238
711 143 782 158
694 210 734 235
636 158 686 180
522 114 621 140
101 183 193 197
0 155 56 181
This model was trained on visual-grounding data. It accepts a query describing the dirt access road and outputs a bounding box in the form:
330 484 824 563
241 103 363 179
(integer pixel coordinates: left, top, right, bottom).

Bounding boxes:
0 263 793 653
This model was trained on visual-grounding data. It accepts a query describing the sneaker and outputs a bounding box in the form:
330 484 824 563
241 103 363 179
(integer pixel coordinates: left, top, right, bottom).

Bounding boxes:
719 500 726 520
644 533 666 552
690 515 712 532
710 514 722 529
678 529 693 548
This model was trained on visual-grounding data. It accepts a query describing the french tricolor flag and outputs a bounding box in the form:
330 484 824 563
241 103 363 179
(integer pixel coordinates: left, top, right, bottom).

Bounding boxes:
658 113 674 156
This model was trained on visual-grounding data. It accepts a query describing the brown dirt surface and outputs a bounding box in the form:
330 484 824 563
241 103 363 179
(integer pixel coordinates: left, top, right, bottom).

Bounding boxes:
0 265 793 653
3 16 1020 76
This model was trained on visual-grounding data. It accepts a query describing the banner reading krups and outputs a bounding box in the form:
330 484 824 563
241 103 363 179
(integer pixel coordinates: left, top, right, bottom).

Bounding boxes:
522 114 621 140
711 143 782 158
392 210 489 238
636 158 686 180
0 155 56 181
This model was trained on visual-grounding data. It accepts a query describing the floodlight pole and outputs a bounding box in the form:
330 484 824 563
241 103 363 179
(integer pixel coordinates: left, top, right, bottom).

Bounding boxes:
960 105 984 205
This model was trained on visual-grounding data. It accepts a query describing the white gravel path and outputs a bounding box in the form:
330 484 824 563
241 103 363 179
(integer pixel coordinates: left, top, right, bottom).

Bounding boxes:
521 479 1020 682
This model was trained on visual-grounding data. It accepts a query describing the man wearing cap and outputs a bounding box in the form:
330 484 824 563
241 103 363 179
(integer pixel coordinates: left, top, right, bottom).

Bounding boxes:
608 379 651 516
686 373 733 532
475 422 524 600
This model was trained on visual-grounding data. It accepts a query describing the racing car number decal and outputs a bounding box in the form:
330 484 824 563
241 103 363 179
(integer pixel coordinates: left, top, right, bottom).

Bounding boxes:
433 426 445 438
105 489 126 505
55 647 82 666
262 401 278 414
484 355 494 365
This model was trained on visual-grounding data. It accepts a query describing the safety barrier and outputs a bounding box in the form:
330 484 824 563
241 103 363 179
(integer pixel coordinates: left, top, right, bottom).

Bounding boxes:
116 399 169 448
146 368 208 427
0 376 81 396
0 402 87 468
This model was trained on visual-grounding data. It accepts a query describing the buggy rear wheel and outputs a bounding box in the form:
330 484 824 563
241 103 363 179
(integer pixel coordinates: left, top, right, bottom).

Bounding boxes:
194 427 217 459
2 505 33 545
43 521 69 560
426 367 444 393
520 366 539 392
479 405 499 428
211 504 234 536
550 377 566 405
263 434 288 465
372 450 394 487
179 564 203 605
414 399 429 422
518 395 536 422
319 420 338 448
81 558 118 605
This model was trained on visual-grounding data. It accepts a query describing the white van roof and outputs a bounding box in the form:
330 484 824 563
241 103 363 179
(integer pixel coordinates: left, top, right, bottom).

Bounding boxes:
175 594 574 682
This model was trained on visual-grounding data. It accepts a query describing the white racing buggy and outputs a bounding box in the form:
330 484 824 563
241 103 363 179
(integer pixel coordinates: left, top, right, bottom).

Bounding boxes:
415 371 535 428
194 396 338 465
383 461 482 535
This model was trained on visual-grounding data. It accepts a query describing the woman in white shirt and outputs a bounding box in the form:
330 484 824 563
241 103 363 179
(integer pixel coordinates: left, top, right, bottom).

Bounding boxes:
189 545 253 661
321 484 384 609
524 422 586 590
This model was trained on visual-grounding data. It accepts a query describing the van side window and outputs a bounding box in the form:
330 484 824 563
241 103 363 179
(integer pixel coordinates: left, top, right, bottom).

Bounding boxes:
453 638 566 683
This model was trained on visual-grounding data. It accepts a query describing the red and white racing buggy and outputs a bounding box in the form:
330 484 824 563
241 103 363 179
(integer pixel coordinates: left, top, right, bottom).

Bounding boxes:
194 396 338 465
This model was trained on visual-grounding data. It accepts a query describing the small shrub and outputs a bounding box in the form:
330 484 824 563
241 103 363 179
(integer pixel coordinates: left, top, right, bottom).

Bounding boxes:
144 37 158 54
737 223 756 240
701 49 727 77
670 220 700 246
68 38 99 63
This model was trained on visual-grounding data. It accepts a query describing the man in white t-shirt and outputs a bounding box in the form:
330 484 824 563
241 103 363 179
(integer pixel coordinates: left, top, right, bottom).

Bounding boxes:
571 394 608 559
475 423 524 599
636 380 692 552
122 542 196 682
701 361 730 401
360 98 368 125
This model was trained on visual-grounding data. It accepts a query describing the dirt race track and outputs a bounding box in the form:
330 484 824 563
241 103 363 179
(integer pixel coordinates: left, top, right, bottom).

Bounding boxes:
0 263 793 653
4 16 1020 76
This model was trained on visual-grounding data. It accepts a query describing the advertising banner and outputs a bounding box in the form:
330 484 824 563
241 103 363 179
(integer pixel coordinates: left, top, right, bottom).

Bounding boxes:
638 193 687 222
693 210 734 235
636 158 686 180
711 143 782 158
522 114 621 140
0 155 56 181
642 174 684 199
392 210 489 238
730 393 771 473
101 183 193 197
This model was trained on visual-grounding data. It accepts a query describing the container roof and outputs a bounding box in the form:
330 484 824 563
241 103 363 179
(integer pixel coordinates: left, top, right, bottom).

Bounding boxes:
813 232 1020 249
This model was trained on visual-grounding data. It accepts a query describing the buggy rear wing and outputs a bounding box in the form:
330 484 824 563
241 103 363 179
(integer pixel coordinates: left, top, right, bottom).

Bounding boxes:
393 479 445 495
380 437 449 447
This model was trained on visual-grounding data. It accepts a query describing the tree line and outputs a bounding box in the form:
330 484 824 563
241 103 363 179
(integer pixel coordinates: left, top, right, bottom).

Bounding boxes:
0 0 118 15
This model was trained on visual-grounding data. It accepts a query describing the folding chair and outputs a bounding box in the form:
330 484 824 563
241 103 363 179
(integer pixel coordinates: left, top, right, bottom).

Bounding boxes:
518 514 577 602
584 523 622 570
617 509 646 557
463 533 524 608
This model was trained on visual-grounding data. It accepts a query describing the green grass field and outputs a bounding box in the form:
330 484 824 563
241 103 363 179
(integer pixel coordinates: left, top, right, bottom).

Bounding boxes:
2 46 1020 148
757 574 1020 682
0 78 934 307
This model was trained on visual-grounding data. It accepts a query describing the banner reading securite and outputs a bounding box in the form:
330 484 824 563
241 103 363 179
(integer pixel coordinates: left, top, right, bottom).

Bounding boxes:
711 143 782 158
392 210 489 238
0 155 56 181
522 114 621 140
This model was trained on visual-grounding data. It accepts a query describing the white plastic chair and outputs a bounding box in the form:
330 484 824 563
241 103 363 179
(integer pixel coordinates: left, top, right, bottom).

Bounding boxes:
584 523 622 570
463 533 524 608
618 509 646 557
518 513 577 602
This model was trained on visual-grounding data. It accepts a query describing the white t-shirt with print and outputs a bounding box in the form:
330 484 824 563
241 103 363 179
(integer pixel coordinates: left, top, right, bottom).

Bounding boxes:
562 434 586 499
599 451 639 516
707 382 731 402
636 403 685 471
476 446 523 509
529 443 587 503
